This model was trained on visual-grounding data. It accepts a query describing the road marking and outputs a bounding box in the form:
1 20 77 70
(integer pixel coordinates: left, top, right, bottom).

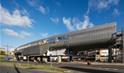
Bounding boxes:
113 69 118 70
104 68 110 70
64 70 71 73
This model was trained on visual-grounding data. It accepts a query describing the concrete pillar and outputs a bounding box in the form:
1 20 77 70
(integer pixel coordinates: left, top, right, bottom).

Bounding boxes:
40 56 43 62
67 48 70 62
108 47 112 63
34 57 36 62
67 48 73 62
27 56 29 63
23 56 27 61
57 56 61 63
37 57 41 62
43 57 47 63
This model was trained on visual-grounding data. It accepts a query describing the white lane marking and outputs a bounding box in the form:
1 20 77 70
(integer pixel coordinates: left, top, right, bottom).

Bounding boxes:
113 69 118 70
64 70 71 73
104 68 110 70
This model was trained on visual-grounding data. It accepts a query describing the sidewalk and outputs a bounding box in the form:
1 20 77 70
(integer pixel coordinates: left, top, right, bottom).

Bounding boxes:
60 61 124 66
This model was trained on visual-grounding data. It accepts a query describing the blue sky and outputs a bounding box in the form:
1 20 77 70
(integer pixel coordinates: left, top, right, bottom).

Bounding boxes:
0 0 124 50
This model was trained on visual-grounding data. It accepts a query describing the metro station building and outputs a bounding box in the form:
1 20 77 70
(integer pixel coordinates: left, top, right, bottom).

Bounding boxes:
15 23 124 63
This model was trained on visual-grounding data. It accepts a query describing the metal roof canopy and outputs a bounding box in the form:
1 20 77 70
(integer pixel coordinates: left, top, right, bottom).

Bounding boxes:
67 23 116 47
16 23 117 55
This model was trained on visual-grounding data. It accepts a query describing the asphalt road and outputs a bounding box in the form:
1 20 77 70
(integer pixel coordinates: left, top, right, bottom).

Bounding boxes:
0 64 48 73
2 62 124 73
53 63 124 73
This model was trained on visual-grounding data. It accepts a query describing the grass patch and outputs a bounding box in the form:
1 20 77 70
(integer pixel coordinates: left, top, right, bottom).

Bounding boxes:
17 63 66 73
0 61 67 73
0 55 5 62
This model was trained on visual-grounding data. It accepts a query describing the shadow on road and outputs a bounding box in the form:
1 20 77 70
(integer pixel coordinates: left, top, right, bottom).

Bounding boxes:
14 64 21 73
61 66 119 73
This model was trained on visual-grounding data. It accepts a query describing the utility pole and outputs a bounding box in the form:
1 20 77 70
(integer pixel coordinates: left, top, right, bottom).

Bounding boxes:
2 44 14 61
5 44 14 55
6 44 8 56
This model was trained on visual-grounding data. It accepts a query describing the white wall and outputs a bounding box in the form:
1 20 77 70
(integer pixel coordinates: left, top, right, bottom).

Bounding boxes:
47 48 66 56
100 49 108 56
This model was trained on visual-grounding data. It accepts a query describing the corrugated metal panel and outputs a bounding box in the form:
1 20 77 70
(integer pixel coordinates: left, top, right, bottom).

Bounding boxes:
22 46 40 55
68 23 116 46
39 45 49 55
16 23 116 56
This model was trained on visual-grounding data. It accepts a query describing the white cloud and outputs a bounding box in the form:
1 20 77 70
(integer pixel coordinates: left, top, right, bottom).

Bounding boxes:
20 31 31 38
2 28 31 39
63 17 74 31
113 8 120 16
40 32 49 38
88 0 120 11
0 4 32 27
27 0 48 15
50 17 59 24
77 15 94 30
38 5 46 14
63 16 94 31
2 28 19 37
21 8 30 16
27 0 36 7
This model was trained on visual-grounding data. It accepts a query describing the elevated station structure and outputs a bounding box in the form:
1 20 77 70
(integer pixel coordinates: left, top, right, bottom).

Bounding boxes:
15 23 124 63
